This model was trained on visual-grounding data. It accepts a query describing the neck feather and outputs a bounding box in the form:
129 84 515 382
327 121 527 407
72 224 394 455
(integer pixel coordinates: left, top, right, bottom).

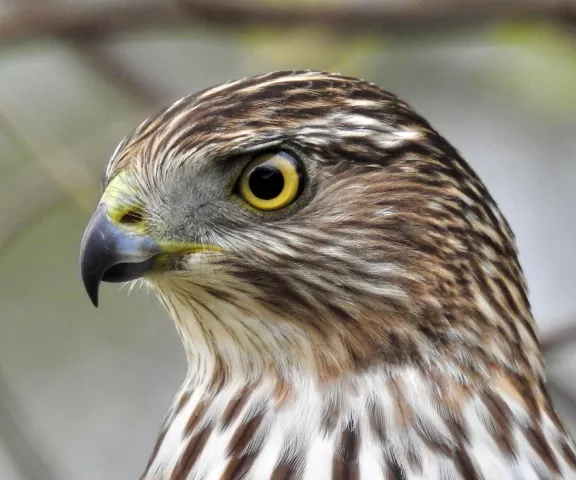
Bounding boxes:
141 361 575 480
142 275 576 479
150 269 544 388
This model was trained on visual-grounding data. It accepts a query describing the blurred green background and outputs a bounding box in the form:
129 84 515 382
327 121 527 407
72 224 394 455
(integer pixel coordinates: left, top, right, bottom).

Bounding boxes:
0 1 575 479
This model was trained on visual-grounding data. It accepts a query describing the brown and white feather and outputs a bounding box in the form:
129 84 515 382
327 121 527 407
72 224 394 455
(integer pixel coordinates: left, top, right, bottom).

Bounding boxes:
99 71 575 479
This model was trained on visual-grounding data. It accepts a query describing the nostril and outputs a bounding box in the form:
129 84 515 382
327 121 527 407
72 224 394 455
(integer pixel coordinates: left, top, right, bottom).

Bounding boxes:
119 210 143 225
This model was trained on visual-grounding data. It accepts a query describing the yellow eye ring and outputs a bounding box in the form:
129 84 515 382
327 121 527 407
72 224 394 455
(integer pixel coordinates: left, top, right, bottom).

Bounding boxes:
237 151 303 211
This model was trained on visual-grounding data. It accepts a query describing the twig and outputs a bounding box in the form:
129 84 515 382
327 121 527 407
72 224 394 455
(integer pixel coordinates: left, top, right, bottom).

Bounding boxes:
0 97 99 212
0 113 145 249
16 0 162 109
70 41 163 107
0 1 574 45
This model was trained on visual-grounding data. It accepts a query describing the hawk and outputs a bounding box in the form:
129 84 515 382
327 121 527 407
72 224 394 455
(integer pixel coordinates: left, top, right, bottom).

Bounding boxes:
79 71 576 479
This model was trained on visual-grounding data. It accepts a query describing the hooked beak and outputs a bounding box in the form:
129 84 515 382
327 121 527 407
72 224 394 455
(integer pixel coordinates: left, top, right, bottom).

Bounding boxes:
79 205 163 308
80 172 223 308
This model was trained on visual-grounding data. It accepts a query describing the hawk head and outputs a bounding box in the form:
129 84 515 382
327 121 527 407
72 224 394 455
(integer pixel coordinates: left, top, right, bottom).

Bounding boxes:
80 70 539 383
79 71 576 480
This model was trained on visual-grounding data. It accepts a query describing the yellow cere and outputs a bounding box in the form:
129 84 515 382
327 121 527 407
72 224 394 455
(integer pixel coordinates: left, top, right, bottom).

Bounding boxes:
99 171 146 232
101 171 223 255
239 153 300 211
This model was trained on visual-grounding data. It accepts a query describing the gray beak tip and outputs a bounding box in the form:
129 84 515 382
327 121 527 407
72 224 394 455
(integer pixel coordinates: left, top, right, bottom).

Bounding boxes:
80 205 160 307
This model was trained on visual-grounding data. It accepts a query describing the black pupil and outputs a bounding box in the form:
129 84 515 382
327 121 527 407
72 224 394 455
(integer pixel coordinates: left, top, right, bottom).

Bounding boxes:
248 164 285 200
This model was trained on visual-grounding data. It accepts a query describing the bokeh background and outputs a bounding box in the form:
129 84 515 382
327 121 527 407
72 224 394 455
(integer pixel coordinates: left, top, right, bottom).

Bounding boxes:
0 1 575 479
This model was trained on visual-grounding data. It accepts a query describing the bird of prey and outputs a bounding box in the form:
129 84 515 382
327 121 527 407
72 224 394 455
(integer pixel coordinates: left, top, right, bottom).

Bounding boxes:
80 71 576 479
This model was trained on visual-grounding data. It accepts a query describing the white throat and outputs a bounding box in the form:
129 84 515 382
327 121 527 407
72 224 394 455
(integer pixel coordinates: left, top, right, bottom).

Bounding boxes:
149 270 343 385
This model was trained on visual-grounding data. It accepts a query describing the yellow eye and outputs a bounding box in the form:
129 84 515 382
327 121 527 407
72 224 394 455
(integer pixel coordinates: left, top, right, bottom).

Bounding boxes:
237 151 303 211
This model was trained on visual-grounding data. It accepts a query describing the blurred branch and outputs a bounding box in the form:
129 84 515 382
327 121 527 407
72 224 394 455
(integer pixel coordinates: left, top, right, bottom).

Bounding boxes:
0 1 575 45
0 114 144 251
0 97 99 212
13 0 162 109
69 41 163 107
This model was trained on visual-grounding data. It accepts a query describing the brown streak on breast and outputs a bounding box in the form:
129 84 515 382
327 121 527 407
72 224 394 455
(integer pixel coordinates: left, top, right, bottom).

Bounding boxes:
220 452 258 480
406 446 422 474
140 424 169 479
271 458 302 480
174 391 191 415
170 423 214 480
524 425 561 474
444 415 469 445
332 421 360 480
413 418 453 457
453 445 481 480
368 399 387 444
537 378 567 434
208 354 227 392
385 454 406 480
184 400 209 437
561 441 576 470
220 412 265 480
221 388 249 429
320 399 341 436
481 391 515 457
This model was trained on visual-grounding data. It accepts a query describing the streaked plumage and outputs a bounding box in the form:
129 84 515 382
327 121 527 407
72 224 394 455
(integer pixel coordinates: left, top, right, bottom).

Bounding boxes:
80 71 576 479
